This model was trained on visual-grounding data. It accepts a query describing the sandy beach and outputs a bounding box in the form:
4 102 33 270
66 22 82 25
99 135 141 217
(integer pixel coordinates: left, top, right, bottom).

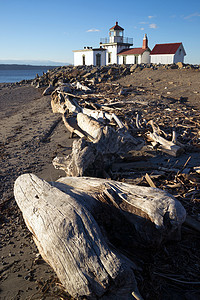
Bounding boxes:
0 83 75 299
0 66 200 299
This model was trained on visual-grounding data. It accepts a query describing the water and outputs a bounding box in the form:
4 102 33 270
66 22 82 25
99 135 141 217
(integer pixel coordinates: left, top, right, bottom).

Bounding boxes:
0 67 54 83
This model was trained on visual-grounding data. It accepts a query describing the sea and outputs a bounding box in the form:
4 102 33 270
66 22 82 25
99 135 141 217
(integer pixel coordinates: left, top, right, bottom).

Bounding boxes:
0 65 57 83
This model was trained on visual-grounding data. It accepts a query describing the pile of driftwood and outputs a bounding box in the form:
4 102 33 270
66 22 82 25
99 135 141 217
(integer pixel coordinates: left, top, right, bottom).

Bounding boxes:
14 79 200 299
49 82 193 178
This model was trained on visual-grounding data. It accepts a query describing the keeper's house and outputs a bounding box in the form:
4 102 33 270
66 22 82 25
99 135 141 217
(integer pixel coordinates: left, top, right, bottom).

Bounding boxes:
117 34 150 64
150 43 186 64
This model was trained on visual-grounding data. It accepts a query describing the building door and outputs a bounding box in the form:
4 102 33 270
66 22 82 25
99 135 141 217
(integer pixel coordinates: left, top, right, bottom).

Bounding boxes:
123 56 126 64
96 54 101 67
108 52 111 64
82 55 85 65
134 56 138 64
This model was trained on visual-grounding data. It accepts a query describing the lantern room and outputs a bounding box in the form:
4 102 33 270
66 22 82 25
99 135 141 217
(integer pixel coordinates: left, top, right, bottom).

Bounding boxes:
109 21 124 43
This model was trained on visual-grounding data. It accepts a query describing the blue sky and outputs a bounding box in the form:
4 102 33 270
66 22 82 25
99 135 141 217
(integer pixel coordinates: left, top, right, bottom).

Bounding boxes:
0 0 200 64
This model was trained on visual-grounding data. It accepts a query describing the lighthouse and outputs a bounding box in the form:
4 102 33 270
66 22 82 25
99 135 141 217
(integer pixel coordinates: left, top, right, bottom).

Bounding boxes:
73 22 150 66
100 22 133 64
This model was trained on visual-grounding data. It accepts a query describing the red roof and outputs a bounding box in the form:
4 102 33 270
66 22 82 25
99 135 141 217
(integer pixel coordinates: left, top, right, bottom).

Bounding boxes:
110 22 124 31
118 48 147 55
150 43 182 55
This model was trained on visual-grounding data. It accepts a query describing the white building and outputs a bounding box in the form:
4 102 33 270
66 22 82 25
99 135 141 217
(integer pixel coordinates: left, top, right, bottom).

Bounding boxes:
73 47 106 67
150 43 186 64
73 22 135 66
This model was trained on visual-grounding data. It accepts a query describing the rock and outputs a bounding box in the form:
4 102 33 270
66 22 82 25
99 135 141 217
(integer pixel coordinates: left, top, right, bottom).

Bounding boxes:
176 62 184 69
170 64 178 69
130 64 138 72
108 67 119 76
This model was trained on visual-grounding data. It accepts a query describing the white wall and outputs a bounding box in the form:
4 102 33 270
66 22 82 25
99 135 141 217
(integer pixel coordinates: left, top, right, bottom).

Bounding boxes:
118 54 141 64
106 45 118 64
106 44 129 64
174 44 185 63
141 51 150 63
118 51 150 65
128 55 141 64
150 54 174 64
74 50 94 66
93 50 106 66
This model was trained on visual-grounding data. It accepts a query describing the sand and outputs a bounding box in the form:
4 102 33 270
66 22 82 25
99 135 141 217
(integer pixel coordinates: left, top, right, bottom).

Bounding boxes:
0 83 74 299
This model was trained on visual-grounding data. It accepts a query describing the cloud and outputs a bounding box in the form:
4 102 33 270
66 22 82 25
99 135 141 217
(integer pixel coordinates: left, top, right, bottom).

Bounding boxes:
139 21 148 24
86 28 100 32
184 12 200 19
140 27 145 30
148 15 155 19
149 23 158 29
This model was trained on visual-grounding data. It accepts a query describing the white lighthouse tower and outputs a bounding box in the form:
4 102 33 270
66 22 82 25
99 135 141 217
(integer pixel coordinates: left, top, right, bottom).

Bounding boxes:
100 22 133 64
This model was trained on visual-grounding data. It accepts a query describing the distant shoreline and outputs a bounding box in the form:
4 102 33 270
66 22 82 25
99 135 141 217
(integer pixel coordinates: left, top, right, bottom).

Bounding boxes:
0 64 61 70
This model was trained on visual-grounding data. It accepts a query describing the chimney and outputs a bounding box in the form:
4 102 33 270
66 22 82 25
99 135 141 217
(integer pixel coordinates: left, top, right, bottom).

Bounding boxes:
142 34 148 49
116 21 118 25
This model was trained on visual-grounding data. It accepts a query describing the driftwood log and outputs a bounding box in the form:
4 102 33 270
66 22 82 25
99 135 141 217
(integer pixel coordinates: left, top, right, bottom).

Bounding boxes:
54 111 142 177
52 129 141 177
146 120 183 157
14 174 186 299
53 176 186 244
14 174 142 300
53 138 104 177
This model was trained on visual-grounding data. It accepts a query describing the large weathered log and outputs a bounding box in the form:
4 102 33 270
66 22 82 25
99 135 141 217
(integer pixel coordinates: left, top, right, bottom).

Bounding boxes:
53 176 186 244
14 174 142 300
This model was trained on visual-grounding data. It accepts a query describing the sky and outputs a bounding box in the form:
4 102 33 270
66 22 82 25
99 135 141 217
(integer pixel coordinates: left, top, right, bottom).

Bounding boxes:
0 0 200 65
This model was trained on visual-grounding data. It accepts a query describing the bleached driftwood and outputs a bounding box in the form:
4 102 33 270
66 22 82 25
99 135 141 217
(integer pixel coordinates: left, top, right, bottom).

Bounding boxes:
51 90 125 128
53 125 142 177
52 95 142 177
14 173 142 300
72 81 91 91
53 176 186 244
14 173 186 298
53 138 104 177
77 112 103 140
146 120 183 157
62 113 86 139
51 91 81 114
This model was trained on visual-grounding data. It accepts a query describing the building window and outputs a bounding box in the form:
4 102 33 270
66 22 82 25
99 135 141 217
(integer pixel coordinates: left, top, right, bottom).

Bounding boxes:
108 52 111 64
123 56 126 64
96 54 101 67
82 55 85 65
